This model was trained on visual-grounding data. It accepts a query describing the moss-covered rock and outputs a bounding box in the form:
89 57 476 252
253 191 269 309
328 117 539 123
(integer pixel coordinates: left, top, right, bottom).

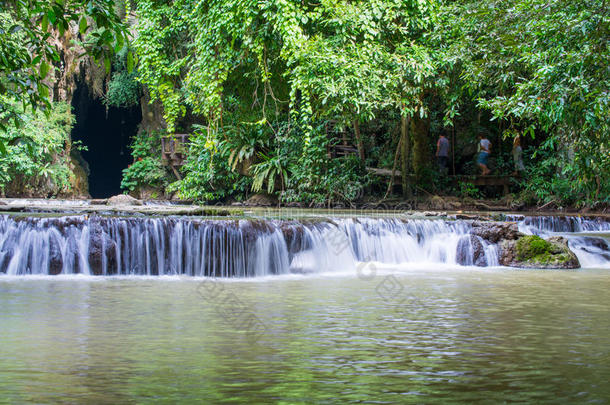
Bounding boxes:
500 235 580 269
516 235 554 260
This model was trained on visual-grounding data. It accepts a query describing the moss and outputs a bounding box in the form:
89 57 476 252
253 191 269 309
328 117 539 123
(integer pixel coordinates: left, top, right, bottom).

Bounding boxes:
515 235 572 264
516 235 553 262
197 207 244 217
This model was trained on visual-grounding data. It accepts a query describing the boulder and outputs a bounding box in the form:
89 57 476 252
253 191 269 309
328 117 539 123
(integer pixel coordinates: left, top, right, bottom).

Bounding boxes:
107 194 142 206
422 211 447 217
243 193 277 207
428 195 462 210
68 153 90 199
136 186 164 200
471 221 522 243
88 223 118 275
48 237 64 275
500 235 579 269
90 198 108 205
580 237 610 252
452 213 491 221
456 235 488 266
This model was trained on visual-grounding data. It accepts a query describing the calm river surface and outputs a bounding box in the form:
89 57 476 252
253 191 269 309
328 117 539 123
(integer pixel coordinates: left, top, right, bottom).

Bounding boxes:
1 267 609 403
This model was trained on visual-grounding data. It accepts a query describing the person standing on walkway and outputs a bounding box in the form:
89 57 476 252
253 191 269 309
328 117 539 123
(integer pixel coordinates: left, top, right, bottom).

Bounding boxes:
477 134 492 175
436 134 450 174
512 135 525 175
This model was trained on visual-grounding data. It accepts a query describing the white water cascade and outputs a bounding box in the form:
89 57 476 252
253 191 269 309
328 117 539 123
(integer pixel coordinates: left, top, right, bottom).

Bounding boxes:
508 215 610 267
0 214 608 276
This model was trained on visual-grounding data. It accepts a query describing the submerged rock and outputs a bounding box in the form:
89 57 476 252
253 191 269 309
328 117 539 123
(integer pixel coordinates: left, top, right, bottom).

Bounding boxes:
500 235 580 269
577 237 610 261
107 194 142 206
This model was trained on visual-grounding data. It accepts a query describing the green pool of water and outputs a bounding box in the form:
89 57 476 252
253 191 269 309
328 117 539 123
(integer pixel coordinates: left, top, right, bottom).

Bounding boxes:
1 268 609 403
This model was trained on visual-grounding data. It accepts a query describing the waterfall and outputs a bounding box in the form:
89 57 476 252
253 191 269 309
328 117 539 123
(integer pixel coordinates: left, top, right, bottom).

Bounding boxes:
507 214 610 234
0 214 608 276
508 214 610 267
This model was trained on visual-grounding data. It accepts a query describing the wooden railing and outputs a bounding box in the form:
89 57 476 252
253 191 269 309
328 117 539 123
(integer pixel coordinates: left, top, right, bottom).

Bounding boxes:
161 134 189 166
161 134 190 179
366 167 515 195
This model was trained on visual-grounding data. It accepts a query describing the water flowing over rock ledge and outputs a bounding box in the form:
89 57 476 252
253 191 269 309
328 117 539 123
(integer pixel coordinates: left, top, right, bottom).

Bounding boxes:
0 213 608 276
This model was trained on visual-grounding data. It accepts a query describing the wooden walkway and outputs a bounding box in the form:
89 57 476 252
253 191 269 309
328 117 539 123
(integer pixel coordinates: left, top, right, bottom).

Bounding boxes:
366 167 516 195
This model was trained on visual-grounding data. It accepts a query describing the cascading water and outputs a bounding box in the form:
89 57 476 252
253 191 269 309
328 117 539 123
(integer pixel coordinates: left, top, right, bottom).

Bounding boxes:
507 215 610 234
507 215 610 267
0 214 608 276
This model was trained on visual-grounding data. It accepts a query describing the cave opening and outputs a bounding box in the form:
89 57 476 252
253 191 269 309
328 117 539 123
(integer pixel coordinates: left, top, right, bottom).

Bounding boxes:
71 83 142 198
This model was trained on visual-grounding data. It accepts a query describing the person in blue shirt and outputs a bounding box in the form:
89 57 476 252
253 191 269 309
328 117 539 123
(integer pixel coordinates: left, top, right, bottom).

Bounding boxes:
477 134 492 175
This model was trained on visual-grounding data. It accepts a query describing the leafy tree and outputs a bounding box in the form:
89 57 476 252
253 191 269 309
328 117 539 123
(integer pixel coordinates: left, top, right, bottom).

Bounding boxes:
0 0 129 133
0 101 78 196
132 0 439 202
443 0 609 202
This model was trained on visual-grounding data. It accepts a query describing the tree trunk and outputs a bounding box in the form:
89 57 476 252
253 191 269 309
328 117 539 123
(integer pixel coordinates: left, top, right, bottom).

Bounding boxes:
401 114 411 197
353 120 365 161
384 126 403 199
412 115 430 181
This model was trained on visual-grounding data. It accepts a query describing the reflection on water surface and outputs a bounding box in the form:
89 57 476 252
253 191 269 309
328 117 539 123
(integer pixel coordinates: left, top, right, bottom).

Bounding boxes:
1 268 609 403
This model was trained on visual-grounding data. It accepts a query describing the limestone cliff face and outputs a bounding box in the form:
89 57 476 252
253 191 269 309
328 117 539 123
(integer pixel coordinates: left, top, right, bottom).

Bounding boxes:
45 22 108 106
139 88 167 133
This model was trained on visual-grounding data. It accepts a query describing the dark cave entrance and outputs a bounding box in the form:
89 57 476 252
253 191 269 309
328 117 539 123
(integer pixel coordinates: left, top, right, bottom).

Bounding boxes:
71 83 142 198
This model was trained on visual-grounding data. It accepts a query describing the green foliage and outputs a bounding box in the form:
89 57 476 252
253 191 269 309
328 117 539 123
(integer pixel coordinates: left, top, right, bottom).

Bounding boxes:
121 130 171 192
251 152 288 194
221 119 271 173
518 141 610 207
443 0 610 203
104 48 141 108
456 181 481 199
105 70 140 108
283 143 369 206
126 0 608 206
0 1 128 133
168 128 252 202
0 101 76 196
